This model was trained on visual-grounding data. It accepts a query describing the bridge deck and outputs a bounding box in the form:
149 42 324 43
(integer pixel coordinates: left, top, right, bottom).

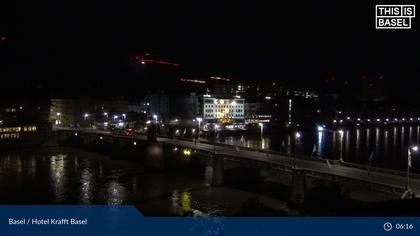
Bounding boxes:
58 128 420 195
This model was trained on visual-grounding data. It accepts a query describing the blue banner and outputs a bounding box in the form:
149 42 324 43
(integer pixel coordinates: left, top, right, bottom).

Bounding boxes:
0 206 418 236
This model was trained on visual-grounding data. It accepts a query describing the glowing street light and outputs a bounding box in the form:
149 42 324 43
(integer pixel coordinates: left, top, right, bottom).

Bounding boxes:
407 145 418 189
339 130 344 162
293 131 302 167
258 123 264 139
196 117 202 140
153 114 158 136
83 113 89 119
55 112 62 127
317 125 324 132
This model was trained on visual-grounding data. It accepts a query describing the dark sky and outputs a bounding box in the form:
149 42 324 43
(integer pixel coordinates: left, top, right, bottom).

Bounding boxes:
1 0 419 97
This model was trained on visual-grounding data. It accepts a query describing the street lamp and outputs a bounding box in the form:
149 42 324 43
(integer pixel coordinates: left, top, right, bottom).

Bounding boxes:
407 145 418 190
292 131 302 168
213 124 220 153
258 123 264 139
55 112 61 127
196 117 202 140
295 131 301 154
339 129 344 162
153 114 158 136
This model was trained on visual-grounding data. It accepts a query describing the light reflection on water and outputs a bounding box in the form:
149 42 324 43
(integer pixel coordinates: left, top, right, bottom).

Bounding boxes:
217 125 420 173
0 148 296 215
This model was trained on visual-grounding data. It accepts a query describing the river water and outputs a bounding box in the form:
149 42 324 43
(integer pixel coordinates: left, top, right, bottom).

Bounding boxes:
0 148 297 216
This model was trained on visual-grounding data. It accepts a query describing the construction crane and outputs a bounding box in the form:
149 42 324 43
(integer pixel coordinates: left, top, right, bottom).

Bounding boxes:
134 53 180 67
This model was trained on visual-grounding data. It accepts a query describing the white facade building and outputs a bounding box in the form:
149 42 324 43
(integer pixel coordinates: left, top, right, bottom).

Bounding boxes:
202 96 245 128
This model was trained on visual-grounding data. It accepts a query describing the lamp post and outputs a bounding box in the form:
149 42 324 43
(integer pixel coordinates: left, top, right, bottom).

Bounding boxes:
339 129 344 162
258 122 264 139
153 114 158 137
196 117 202 141
293 131 301 168
407 145 418 190
56 112 61 127
295 131 301 155
214 124 219 154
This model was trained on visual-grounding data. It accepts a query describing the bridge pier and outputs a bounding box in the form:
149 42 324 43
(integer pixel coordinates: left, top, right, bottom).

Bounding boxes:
289 168 306 207
82 134 96 145
204 156 224 186
144 142 165 169
112 137 121 149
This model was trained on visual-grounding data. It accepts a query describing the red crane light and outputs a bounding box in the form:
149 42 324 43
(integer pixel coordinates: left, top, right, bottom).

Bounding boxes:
134 54 180 67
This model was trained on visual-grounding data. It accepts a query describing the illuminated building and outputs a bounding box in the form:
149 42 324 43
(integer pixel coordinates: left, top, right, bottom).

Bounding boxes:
244 102 272 124
50 97 130 128
0 99 51 145
202 95 245 129
140 90 170 122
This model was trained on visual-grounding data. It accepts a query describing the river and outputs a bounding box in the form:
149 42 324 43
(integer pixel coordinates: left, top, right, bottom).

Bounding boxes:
0 147 298 216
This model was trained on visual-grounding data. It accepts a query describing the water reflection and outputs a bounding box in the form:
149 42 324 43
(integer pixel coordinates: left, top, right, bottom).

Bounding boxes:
355 129 360 161
317 131 323 156
50 154 67 202
0 148 296 216
80 167 94 203
0 150 137 205
105 180 126 205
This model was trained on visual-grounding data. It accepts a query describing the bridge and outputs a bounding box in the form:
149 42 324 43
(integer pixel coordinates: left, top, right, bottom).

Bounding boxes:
55 127 420 205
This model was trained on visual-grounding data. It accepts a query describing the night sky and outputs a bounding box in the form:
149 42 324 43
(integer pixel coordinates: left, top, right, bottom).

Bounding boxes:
1 0 419 98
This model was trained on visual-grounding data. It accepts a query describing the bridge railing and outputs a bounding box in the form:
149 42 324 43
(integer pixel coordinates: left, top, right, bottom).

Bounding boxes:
58 127 420 180
340 161 420 180
171 136 420 180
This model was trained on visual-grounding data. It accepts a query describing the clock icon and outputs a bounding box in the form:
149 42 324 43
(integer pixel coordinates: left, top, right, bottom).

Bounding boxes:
384 222 393 231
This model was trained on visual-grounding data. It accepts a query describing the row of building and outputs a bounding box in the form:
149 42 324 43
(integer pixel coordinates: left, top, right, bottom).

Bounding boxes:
0 81 321 141
48 83 320 132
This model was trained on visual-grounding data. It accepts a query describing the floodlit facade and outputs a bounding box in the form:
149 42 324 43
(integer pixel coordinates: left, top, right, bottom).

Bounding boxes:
202 95 245 128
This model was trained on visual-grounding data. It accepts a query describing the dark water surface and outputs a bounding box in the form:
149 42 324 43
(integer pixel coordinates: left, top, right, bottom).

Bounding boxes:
0 148 296 216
